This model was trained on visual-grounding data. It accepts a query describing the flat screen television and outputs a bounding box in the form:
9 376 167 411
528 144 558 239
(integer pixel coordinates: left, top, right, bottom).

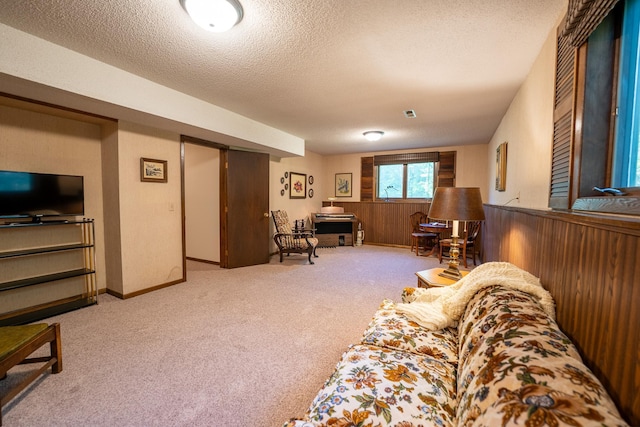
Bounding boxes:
0 170 84 221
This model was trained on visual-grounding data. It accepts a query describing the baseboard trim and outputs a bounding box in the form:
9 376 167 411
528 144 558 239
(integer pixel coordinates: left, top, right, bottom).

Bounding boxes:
186 257 219 265
106 278 185 300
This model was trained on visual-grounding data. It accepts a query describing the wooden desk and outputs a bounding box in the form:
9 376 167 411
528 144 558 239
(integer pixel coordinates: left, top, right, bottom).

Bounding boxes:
419 222 449 233
416 267 469 288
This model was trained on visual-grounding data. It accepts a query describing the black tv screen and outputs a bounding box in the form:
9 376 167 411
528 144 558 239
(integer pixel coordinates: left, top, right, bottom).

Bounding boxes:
0 170 84 219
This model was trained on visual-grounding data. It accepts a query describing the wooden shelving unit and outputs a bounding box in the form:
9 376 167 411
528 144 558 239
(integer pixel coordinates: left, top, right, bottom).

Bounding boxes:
0 219 97 326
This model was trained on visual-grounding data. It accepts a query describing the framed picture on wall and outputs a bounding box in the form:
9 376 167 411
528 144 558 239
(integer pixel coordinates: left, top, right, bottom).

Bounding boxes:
335 173 352 197
495 142 507 191
140 158 167 183
289 172 307 199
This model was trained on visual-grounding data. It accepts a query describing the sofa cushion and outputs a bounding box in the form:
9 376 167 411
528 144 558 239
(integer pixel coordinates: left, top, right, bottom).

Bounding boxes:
361 299 459 364
301 344 458 427
456 286 627 426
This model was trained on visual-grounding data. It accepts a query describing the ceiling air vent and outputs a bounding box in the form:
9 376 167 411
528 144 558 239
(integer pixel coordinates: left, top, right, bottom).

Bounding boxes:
404 110 416 118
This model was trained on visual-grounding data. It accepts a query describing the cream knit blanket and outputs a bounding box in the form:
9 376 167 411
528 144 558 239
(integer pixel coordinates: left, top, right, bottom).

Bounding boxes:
394 262 556 331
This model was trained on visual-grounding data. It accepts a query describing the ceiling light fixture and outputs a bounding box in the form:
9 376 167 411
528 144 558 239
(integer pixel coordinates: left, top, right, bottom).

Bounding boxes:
180 0 243 33
363 131 384 142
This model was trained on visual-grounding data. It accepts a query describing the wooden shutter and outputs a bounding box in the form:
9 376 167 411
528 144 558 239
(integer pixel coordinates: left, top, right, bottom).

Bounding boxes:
360 157 374 201
550 28 576 209
436 151 456 188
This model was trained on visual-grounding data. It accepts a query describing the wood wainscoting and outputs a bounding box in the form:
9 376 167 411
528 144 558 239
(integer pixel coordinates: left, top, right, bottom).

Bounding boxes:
483 204 640 425
321 201 432 247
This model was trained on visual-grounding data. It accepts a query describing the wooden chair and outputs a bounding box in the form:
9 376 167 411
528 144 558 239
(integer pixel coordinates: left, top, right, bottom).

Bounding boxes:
0 323 62 425
271 210 319 264
410 212 438 256
438 221 481 268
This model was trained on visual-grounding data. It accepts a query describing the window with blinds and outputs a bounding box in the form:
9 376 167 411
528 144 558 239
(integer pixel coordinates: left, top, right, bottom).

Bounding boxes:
551 0 640 215
360 151 455 201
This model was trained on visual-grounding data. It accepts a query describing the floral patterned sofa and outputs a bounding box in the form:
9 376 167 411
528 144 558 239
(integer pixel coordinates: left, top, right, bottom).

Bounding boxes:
283 263 628 427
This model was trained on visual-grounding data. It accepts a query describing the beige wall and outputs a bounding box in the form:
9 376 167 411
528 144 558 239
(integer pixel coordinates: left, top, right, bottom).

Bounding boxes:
486 25 557 209
0 23 304 158
0 103 107 311
269 150 325 252
185 143 220 263
0 23 558 302
116 122 183 295
320 144 490 202
0 103 106 286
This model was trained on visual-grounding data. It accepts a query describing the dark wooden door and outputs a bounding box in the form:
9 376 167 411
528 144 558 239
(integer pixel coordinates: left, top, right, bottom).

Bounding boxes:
220 150 270 268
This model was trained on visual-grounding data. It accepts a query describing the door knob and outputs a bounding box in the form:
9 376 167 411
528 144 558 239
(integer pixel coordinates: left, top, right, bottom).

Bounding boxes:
263 212 269 218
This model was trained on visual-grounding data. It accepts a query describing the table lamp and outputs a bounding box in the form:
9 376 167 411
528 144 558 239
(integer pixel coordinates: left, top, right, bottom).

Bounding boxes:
321 197 344 213
428 187 485 280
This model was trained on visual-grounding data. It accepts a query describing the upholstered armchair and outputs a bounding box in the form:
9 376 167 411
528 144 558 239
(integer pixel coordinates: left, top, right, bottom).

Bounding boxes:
271 210 319 264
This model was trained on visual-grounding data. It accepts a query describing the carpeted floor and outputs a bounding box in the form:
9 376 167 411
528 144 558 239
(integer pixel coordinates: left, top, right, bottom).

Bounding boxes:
0 245 458 426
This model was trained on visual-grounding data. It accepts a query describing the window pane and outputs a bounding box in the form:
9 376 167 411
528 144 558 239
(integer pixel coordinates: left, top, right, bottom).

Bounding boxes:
407 162 435 198
377 164 403 199
614 0 640 187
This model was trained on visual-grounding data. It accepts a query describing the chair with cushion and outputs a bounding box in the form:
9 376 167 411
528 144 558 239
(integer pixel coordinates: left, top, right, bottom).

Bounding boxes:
0 323 62 424
271 210 319 264
438 221 481 268
410 212 438 256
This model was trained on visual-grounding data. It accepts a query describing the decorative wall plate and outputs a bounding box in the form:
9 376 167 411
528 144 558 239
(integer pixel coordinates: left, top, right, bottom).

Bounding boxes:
280 189 285 196
285 183 288 190
308 175 314 185
284 172 289 178
280 177 285 184
308 188 314 198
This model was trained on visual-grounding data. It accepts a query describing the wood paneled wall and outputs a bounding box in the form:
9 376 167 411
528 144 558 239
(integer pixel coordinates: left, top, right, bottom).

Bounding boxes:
323 201 432 246
483 204 640 425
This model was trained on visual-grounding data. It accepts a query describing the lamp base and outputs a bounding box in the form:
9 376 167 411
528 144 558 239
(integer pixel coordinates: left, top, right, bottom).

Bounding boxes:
438 234 463 281
438 266 463 281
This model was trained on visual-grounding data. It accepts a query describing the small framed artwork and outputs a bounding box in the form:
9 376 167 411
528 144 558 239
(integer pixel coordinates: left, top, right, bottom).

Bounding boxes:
308 188 314 198
289 172 307 199
308 175 314 185
495 142 507 192
335 173 352 197
140 158 167 183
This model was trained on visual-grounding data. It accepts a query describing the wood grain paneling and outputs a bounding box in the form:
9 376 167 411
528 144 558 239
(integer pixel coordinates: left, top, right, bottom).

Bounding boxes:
322 201 432 246
483 204 640 425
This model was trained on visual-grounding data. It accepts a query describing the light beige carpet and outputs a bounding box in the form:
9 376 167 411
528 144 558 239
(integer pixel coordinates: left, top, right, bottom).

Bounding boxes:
1 245 456 426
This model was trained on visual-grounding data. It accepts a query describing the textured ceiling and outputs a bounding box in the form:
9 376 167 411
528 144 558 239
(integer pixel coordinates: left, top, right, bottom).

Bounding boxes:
0 0 567 155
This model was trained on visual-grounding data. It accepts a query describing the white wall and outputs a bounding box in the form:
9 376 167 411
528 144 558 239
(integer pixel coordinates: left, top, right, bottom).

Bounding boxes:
486 25 557 209
185 143 220 263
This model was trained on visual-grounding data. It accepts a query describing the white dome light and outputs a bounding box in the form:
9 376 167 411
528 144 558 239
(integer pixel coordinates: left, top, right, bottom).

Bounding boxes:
363 131 384 142
180 0 243 33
